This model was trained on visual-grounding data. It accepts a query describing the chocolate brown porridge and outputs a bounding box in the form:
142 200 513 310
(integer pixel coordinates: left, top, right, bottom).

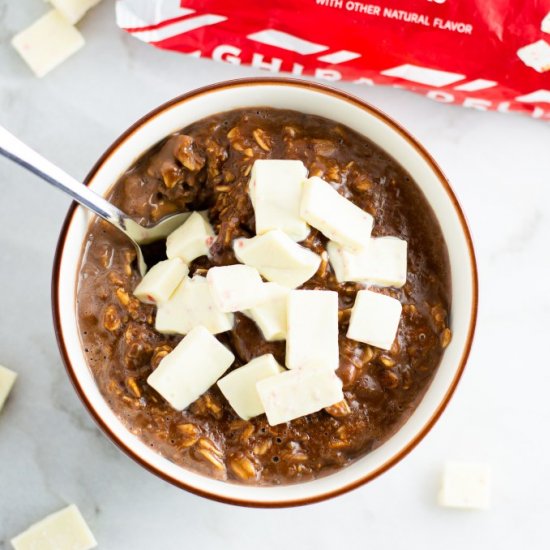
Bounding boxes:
76 107 451 485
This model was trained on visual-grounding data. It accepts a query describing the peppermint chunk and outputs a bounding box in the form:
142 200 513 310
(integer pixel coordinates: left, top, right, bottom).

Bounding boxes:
327 236 407 287
233 229 321 288
147 325 234 411
217 354 283 420
249 159 310 241
11 504 97 550
543 12 550 34
11 10 85 78
300 177 373 251
257 367 343 425
49 0 102 24
155 275 233 335
243 283 289 341
166 211 214 263
347 290 402 350
286 290 339 371
517 40 550 73
438 462 491 510
133 258 188 304
207 264 265 313
0 365 17 413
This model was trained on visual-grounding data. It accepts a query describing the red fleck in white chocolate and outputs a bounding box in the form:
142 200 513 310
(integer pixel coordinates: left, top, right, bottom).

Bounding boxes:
133 257 188 304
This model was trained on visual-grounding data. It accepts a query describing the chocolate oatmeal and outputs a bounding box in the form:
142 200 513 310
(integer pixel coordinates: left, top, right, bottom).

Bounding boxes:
76 108 451 485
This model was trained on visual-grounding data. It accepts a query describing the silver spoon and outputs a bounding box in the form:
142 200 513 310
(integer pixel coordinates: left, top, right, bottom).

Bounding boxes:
0 125 189 275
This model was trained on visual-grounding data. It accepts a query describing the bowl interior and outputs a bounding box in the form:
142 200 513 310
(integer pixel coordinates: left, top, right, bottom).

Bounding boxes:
54 80 476 506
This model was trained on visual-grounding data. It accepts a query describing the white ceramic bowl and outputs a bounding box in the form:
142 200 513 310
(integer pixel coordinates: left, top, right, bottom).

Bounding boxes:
52 78 477 507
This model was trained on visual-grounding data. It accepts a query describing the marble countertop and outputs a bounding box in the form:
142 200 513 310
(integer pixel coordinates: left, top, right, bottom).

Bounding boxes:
1 1 550 548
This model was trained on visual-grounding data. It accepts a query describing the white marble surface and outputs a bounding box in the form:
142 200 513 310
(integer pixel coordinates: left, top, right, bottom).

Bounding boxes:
1 1 550 548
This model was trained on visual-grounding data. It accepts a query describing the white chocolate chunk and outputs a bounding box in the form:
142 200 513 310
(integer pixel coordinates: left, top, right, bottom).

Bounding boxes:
233 229 321 288
147 326 234 410
438 462 491 510
11 10 85 78
206 264 266 313
347 290 402 350
166 211 214 263
49 0 102 24
327 241 349 283
133 258 188 304
327 236 408 287
11 504 97 550
543 12 550 34
217 354 284 420
0 365 17 412
155 275 233 335
300 176 373 251
257 367 343 425
517 40 550 73
249 159 310 241
243 283 289 341
286 290 339 371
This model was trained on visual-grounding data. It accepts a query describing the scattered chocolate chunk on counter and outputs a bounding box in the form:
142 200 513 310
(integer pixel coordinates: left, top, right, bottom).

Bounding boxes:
438 462 492 510
0 365 17 413
11 504 97 550
11 1 102 78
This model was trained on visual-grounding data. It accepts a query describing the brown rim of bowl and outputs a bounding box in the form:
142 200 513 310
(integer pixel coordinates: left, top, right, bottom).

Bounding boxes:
51 77 478 508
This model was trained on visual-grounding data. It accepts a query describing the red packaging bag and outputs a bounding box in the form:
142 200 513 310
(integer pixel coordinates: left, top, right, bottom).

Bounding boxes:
116 0 550 119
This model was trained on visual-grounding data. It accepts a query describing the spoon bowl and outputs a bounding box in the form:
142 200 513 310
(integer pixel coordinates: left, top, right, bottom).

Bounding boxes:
120 213 191 274
0 124 187 275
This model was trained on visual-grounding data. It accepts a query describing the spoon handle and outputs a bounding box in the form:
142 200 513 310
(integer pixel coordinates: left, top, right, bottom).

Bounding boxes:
0 124 138 238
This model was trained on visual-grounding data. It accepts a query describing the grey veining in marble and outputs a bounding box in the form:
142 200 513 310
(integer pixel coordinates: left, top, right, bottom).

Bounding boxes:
1 1 550 549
